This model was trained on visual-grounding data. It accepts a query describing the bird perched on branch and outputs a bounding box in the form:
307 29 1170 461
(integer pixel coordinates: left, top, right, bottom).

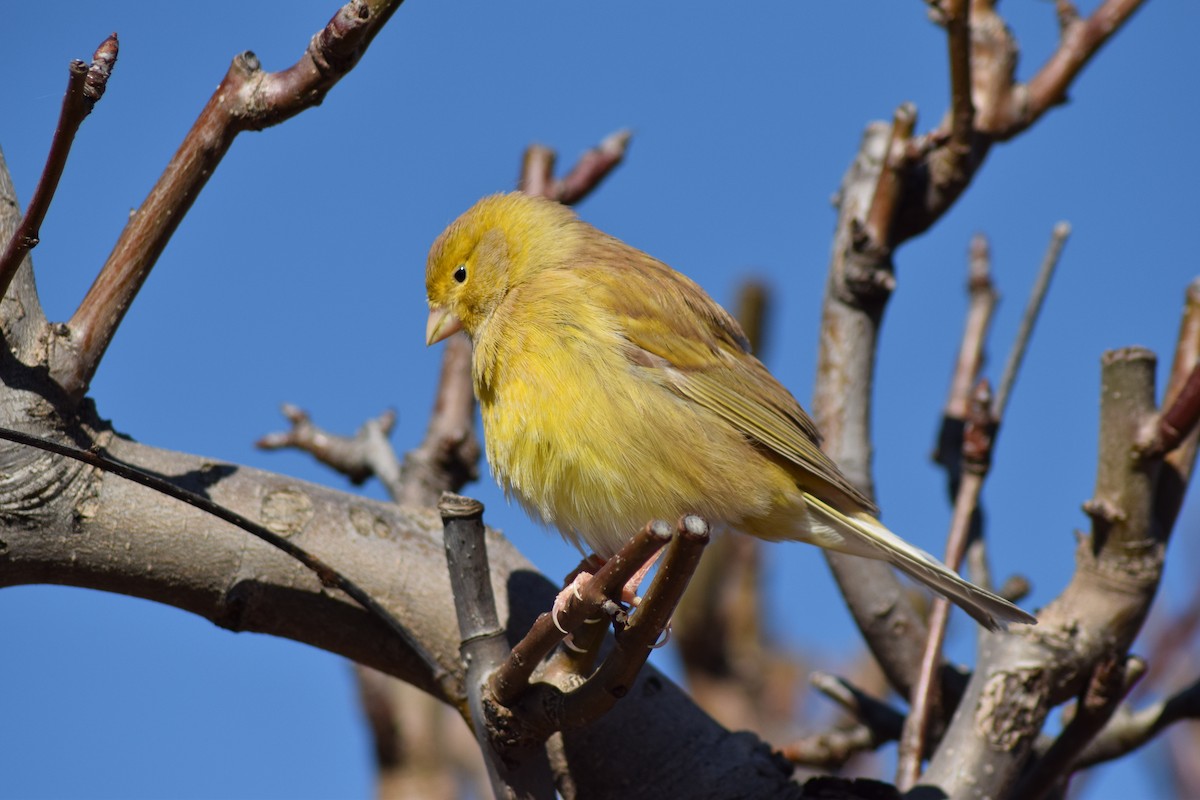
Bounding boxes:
424 192 1035 631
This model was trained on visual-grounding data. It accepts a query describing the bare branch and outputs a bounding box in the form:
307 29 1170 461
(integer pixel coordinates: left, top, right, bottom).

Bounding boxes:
257 404 401 490
1138 362 1200 461
1017 655 1143 799
810 671 906 739
518 145 556 199
1021 0 1149 133
933 234 998 589
0 424 450 692
555 130 632 205
898 382 995 789
943 233 998 422
440 493 556 800
518 129 632 206
0 34 118 298
549 516 709 731
893 2 1145 243
1074 676 1200 768
1152 279 1200 536
780 723 882 771
816 122 931 699
399 333 481 507
490 522 673 708
922 347 1165 797
782 672 904 770
929 0 975 196
994 222 1071 419
53 0 405 400
861 104 916 254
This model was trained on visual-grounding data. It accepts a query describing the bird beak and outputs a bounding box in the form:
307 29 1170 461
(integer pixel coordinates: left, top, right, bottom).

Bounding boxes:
426 306 464 345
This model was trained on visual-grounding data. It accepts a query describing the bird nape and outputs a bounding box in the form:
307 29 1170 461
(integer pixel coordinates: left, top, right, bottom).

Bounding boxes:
425 192 1035 631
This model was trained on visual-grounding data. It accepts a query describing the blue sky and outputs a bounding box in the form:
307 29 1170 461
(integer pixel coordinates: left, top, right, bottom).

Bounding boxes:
0 2 1196 798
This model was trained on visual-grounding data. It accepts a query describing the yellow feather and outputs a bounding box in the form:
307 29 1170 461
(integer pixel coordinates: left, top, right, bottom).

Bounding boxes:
424 192 1035 630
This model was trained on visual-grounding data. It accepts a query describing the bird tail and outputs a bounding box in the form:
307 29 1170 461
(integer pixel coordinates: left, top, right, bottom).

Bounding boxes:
803 495 1036 631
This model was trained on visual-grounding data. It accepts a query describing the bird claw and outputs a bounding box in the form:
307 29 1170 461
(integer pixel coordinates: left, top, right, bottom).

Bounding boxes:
552 570 594 636
650 622 672 649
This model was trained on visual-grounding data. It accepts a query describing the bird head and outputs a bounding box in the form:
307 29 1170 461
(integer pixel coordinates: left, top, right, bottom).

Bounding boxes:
425 193 578 345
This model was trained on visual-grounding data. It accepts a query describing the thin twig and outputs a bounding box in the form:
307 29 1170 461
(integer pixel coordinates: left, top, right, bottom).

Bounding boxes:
897 381 995 790
994 222 1070 420
783 671 905 769
0 424 449 690
555 130 632 205
1074 675 1200 769
809 671 906 737
944 234 999 421
257 404 400 490
0 34 118 298
55 0 405 400
934 234 999 588
518 129 632 206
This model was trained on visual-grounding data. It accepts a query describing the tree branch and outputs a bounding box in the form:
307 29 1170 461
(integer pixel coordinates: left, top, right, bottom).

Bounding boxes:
994 223 1070 420
1073 675 1200 769
1021 0 1149 134
517 130 631 205
0 34 117 299
258 405 403 492
52 0 405 400
440 494 556 800
920 345 1176 798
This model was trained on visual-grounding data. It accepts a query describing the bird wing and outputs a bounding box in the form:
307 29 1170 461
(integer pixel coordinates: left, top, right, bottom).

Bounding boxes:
579 237 878 515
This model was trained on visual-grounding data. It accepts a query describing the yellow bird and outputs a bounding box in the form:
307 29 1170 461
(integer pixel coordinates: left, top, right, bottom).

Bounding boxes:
425 192 1034 631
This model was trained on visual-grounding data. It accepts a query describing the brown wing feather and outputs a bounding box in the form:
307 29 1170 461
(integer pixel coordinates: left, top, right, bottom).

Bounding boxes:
574 229 878 515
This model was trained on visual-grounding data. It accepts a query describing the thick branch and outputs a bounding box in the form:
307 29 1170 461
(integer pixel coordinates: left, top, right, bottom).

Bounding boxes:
0 423 795 798
921 348 1171 798
815 122 932 700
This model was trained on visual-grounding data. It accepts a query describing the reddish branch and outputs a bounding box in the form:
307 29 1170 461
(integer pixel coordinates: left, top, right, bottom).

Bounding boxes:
489 521 673 708
466 518 708 751
891 0 1145 244
518 130 631 205
897 381 997 789
0 34 118 299
1025 0 1147 125
861 104 916 255
51 0 405 400
1140 362 1200 460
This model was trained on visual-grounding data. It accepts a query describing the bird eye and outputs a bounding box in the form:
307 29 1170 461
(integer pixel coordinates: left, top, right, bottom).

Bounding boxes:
453 265 467 283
